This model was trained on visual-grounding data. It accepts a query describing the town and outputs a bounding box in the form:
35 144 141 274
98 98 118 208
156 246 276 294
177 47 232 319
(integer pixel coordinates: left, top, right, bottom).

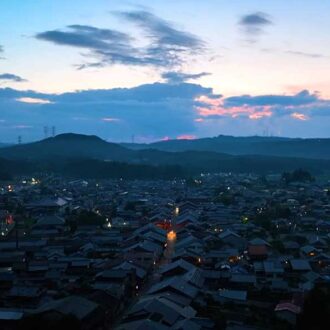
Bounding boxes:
0 172 329 329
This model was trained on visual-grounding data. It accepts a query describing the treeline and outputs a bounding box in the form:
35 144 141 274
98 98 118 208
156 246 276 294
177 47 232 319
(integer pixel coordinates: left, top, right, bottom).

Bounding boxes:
281 168 314 184
0 155 327 181
60 159 186 179
0 158 186 180
0 171 12 180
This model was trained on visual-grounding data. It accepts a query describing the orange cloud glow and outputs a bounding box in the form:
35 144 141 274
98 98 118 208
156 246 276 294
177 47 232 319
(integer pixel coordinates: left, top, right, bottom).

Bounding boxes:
195 95 273 120
177 134 196 140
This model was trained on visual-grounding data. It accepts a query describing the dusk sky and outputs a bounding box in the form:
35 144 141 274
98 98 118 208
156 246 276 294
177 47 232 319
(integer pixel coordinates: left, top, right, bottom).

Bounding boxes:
1 0 330 142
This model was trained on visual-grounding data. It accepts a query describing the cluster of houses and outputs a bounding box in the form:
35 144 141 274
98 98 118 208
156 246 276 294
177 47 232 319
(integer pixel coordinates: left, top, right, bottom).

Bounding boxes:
0 173 329 329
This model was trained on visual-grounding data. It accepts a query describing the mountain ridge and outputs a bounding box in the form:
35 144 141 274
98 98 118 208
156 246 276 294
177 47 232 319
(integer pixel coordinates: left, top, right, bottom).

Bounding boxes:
121 135 330 159
1 133 330 177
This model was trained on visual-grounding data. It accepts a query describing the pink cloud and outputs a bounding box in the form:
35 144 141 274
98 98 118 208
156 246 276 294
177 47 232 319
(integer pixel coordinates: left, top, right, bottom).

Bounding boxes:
177 134 196 140
195 95 274 120
194 118 205 122
249 109 272 120
291 112 309 121
195 95 223 107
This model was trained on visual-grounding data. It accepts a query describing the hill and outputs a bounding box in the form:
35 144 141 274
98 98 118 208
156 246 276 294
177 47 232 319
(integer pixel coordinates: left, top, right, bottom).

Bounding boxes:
1 133 330 178
0 143 11 148
122 135 330 160
0 133 133 161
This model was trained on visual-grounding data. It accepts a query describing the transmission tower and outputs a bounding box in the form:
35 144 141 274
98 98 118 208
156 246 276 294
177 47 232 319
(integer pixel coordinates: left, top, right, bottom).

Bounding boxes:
43 126 49 139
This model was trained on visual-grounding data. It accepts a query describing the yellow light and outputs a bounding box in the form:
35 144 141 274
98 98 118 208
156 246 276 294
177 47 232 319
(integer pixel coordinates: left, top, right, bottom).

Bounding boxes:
167 230 176 241
175 207 180 216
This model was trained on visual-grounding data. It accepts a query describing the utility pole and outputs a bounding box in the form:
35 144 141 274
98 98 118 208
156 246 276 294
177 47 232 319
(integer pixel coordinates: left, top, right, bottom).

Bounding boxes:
43 126 49 139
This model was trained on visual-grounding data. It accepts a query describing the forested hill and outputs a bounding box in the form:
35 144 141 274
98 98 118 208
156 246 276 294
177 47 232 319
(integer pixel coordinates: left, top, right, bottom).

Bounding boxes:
122 135 330 160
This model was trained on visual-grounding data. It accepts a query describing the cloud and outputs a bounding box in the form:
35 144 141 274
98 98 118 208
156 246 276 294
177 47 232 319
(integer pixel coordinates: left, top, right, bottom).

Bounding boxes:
194 118 204 122
291 112 309 121
36 24 138 68
118 10 205 66
162 71 210 84
36 24 131 51
224 90 317 107
1 84 330 142
0 82 213 141
239 12 272 32
101 117 120 122
16 97 53 104
12 125 33 129
195 90 330 125
0 73 27 83
0 45 4 59
36 10 206 70
286 50 328 59
239 12 272 42
176 134 196 140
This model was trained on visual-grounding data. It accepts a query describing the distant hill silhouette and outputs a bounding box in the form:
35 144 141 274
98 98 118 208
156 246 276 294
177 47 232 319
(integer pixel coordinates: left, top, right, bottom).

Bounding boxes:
0 133 132 161
122 135 330 160
1 133 330 178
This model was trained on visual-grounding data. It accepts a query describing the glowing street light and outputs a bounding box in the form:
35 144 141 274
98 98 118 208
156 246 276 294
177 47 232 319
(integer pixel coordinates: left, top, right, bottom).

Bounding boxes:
167 230 176 241
174 207 180 216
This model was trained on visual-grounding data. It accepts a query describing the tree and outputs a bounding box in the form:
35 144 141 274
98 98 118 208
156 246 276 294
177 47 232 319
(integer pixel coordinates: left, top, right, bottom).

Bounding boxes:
70 210 106 228
296 284 330 330
282 169 314 184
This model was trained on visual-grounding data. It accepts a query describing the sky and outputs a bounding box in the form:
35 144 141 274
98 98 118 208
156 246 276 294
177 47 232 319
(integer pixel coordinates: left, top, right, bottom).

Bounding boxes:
1 0 330 143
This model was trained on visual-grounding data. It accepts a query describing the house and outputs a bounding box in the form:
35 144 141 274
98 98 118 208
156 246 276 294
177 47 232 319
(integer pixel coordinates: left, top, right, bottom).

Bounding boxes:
290 259 312 273
254 260 284 278
175 236 204 254
123 295 196 327
215 290 247 304
124 240 163 258
29 296 103 329
248 238 270 260
159 259 196 278
0 308 24 329
31 215 68 237
274 302 301 325
5 286 44 308
229 274 256 289
118 319 170 330
300 245 321 258
113 261 147 282
219 230 247 250
148 276 199 299
26 197 68 214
